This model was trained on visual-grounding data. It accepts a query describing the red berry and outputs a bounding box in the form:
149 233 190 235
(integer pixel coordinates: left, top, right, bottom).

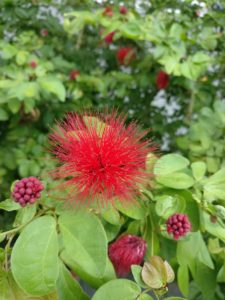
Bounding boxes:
156 71 169 89
12 177 44 207
116 47 136 65
29 61 38 69
104 31 116 44
166 213 191 240
119 6 128 14
108 234 147 276
70 70 80 81
103 6 113 17
19 188 25 195
40 28 48 37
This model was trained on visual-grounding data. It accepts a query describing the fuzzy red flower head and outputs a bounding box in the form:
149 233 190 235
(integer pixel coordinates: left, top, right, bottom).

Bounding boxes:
29 60 38 69
166 213 191 240
156 71 169 89
108 234 147 276
104 31 116 44
117 47 136 65
103 6 113 17
50 111 154 206
70 70 80 80
119 6 128 14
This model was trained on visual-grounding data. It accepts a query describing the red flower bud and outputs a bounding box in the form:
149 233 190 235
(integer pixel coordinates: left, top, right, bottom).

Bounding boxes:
104 31 116 44
70 70 80 80
40 28 48 37
103 6 113 17
119 6 128 14
156 71 169 89
108 234 147 276
116 47 136 65
12 177 44 207
166 213 191 240
29 60 38 69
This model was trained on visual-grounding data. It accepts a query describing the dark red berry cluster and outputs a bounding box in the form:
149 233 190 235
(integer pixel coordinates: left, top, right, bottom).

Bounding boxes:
166 213 191 240
12 177 44 207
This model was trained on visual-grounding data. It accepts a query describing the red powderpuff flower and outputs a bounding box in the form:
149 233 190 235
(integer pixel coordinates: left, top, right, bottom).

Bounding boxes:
12 177 44 207
70 70 80 80
104 31 116 44
117 47 136 65
119 6 128 14
108 234 147 276
29 60 38 69
40 28 49 37
156 71 169 89
166 213 191 240
103 6 113 17
49 111 154 205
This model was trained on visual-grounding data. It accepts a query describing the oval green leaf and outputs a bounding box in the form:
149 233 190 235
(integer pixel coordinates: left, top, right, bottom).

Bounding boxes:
11 216 59 296
57 260 90 300
59 210 108 279
154 154 189 176
92 279 141 300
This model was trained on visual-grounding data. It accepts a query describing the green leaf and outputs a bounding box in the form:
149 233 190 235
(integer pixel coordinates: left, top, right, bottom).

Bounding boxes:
177 232 214 270
11 216 59 296
131 265 148 288
155 195 185 218
164 298 187 300
191 161 206 181
156 172 194 189
0 108 9 121
178 265 189 296
16 51 29 65
13 204 37 227
114 200 147 220
62 252 116 288
1 43 17 59
101 205 121 225
203 168 225 200
139 295 154 300
57 260 90 300
8 98 21 113
8 82 40 100
192 52 211 64
38 76 66 102
203 212 225 242
0 199 21 211
59 210 108 281
103 221 121 242
92 279 141 300
154 154 189 176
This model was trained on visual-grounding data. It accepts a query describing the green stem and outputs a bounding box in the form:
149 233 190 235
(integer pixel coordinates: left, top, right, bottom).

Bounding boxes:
148 206 154 256
1 208 52 237
4 234 14 271
185 89 195 124
154 291 161 300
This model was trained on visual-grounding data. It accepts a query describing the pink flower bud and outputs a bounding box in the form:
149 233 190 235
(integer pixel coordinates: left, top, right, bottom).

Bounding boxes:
108 234 147 276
